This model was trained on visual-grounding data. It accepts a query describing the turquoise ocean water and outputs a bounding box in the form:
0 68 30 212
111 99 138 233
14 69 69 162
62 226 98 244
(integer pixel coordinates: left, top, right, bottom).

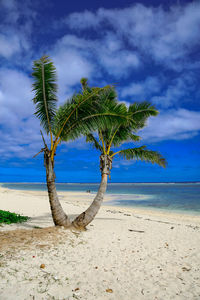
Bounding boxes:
1 182 200 215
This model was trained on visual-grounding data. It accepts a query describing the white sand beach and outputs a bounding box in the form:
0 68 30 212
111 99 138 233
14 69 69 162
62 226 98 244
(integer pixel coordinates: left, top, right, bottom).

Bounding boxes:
0 186 200 300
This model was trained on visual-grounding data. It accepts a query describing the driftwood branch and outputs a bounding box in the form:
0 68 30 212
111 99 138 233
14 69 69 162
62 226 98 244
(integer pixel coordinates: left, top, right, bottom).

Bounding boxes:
128 229 145 233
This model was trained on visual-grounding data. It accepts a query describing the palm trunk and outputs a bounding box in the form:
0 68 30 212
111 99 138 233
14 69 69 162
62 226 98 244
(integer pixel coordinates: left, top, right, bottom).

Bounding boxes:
72 155 112 229
44 150 71 227
72 174 107 229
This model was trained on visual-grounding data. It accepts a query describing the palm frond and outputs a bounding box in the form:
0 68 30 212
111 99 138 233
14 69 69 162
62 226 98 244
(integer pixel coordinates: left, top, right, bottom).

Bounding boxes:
112 146 167 168
128 102 158 128
129 133 141 142
54 87 129 142
32 55 58 134
100 102 157 149
106 125 139 148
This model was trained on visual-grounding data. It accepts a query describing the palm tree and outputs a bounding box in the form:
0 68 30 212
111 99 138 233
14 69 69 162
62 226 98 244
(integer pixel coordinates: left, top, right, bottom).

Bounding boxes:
72 82 166 229
32 56 128 228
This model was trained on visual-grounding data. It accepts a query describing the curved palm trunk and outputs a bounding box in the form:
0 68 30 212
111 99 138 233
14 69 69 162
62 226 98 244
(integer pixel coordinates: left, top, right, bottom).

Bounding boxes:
72 155 112 229
44 150 71 227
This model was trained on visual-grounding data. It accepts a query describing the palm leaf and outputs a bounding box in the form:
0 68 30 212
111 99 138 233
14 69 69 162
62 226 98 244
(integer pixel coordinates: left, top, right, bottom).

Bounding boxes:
128 102 158 128
32 55 58 135
109 125 140 147
129 133 141 142
112 146 166 168
54 88 129 142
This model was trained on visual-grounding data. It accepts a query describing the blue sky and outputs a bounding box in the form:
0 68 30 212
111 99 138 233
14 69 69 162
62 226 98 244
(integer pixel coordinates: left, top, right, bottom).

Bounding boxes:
0 0 200 183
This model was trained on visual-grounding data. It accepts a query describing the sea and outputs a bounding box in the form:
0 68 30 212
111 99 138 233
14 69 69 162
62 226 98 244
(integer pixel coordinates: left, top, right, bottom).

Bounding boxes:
1 182 200 215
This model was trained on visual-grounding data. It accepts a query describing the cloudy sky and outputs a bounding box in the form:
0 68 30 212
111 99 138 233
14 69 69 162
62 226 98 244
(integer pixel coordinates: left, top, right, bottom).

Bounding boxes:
0 0 200 182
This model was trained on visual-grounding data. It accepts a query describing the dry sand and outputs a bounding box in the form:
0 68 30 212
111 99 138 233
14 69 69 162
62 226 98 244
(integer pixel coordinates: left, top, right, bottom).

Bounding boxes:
0 185 200 300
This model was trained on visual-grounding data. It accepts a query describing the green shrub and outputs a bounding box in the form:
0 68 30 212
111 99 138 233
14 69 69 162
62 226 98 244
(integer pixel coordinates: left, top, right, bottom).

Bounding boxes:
0 210 29 224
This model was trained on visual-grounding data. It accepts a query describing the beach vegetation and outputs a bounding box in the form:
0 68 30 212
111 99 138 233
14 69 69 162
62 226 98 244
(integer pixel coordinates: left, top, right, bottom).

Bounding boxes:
0 210 29 225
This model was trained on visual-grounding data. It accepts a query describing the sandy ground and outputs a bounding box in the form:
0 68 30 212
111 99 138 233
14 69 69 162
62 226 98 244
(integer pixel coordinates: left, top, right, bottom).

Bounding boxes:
0 186 200 300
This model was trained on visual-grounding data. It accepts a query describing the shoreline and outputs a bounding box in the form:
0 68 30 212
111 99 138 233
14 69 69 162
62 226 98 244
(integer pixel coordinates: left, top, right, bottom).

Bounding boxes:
0 185 200 230
0 185 200 299
0 184 200 221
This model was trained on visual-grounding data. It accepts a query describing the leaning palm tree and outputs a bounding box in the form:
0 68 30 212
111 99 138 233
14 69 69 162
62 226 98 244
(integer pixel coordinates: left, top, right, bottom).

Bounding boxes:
71 81 166 229
32 56 128 228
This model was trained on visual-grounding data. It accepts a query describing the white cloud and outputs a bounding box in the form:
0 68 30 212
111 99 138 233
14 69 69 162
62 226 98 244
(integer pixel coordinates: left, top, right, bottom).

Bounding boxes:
52 32 140 82
65 10 100 29
65 2 200 70
0 116 42 159
120 73 197 108
0 68 43 159
121 77 161 99
151 74 196 107
0 69 33 122
0 0 36 63
0 34 21 58
0 1 38 159
98 47 140 77
141 109 200 141
51 47 94 101
97 33 140 76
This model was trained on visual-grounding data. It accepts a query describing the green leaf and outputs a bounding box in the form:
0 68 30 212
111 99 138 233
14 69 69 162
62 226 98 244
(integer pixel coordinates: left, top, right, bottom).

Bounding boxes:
128 102 158 128
0 210 29 224
54 86 129 142
116 146 167 167
32 55 58 134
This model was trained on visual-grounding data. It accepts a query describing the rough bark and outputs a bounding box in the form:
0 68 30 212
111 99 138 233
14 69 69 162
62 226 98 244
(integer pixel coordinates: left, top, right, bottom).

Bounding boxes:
72 154 112 229
44 150 71 227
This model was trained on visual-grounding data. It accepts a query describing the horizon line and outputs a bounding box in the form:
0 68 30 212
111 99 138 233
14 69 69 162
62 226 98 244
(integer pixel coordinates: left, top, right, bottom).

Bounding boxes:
1 181 200 184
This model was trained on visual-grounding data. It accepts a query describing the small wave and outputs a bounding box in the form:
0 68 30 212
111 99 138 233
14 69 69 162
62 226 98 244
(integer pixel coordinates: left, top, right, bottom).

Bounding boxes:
108 193 153 202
